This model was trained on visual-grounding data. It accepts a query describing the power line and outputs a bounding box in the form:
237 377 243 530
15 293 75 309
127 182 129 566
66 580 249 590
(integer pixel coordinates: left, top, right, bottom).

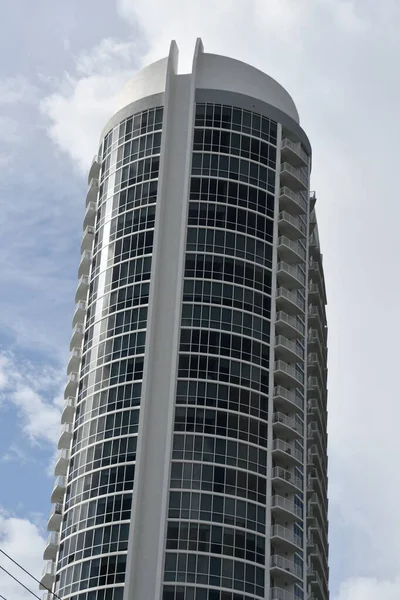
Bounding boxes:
0 565 41 600
0 549 61 600
0 594 10 600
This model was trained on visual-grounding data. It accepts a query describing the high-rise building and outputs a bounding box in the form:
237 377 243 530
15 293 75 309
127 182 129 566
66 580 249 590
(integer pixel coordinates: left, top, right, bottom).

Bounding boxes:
41 39 329 600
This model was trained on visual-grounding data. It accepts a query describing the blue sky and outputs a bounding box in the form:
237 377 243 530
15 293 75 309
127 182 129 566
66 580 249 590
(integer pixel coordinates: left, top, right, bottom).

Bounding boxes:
1 1 400 599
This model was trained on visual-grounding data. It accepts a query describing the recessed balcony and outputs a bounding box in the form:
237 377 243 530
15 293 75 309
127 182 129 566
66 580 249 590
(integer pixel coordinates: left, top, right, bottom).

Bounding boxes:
271 524 303 552
280 162 308 191
271 495 302 521
43 532 60 561
276 288 305 316
70 323 84 350
308 330 326 358
308 568 326 600
58 423 73 450
274 361 304 389
272 467 303 493
54 449 70 477
67 348 81 375
83 201 96 229
277 262 305 289
275 311 304 339
281 138 309 168
279 186 307 215
86 177 99 208
308 539 329 581
50 476 66 504
47 503 63 531
75 275 89 303
72 301 86 328
78 250 92 278
270 554 303 583
81 225 95 253
39 562 56 590
278 236 306 263
270 587 297 600
307 476 328 511
61 397 75 424
310 191 317 210
272 439 303 466
279 211 306 239
64 373 78 399
87 156 100 184
275 336 304 363
273 411 304 439
274 386 304 413
308 510 328 549
309 209 317 230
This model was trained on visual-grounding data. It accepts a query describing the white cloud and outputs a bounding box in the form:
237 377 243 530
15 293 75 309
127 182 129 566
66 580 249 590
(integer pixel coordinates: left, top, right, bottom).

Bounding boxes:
0 510 45 600
0 76 37 104
0 352 64 446
41 38 142 172
334 577 400 600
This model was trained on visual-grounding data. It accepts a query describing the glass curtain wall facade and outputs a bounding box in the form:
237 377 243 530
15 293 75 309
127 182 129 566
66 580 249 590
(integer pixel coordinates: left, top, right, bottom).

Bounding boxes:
41 40 329 600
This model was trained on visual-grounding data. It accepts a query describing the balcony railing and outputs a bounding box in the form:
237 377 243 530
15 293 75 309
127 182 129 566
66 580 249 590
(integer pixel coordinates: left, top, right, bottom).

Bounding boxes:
47 503 62 531
58 423 73 450
275 311 305 338
275 336 304 362
274 386 304 412
270 587 297 600
64 373 79 399
274 361 304 387
81 225 95 253
280 162 308 190
271 495 302 519
70 323 85 350
272 439 303 464
273 411 304 436
270 554 303 580
39 562 56 590
281 138 309 167
271 524 303 549
78 250 92 278
54 449 70 477
279 211 306 239
276 288 305 314
75 275 89 303
87 156 100 185
272 467 303 492
67 348 81 375
279 186 307 215
43 531 60 560
50 476 66 504
83 201 96 229
277 261 305 288
278 236 306 262
61 397 75 424
72 301 86 328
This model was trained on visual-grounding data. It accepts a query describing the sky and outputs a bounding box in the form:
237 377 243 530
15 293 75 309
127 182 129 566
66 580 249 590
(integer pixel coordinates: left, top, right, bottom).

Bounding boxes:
0 0 399 599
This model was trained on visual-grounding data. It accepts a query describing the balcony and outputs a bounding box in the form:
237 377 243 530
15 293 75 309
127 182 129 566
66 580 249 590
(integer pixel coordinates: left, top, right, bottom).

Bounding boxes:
274 362 304 388
275 312 304 339
54 449 70 477
278 237 306 263
272 439 303 466
308 539 329 581
276 288 305 315
309 209 317 231
70 323 84 350
279 211 306 239
307 377 326 407
43 532 60 560
280 162 308 191
87 156 100 184
308 568 327 599
58 423 73 450
271 495 302 521
277 262 305 289
270 554 303 583
72 301 86 328
81 226 95 253
47 503 62 531
39 562 56 590
86 177 99 206
83 201 96 229
75 275 89 303
279 186 307 215
307 476 328 512
78 250 92 278
273 411 304 438
308 510 328 549
274 386 304 413
310 191 317 210
272 467 303 493
271 524 303 551
275 336 304 363
308 425 327 456
308 330 326 359
270 588 297 600
67 348 81 375
61 397 75 424
64 373 78 399
281 138 309 168
50 476 66 503
308 493 326 525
